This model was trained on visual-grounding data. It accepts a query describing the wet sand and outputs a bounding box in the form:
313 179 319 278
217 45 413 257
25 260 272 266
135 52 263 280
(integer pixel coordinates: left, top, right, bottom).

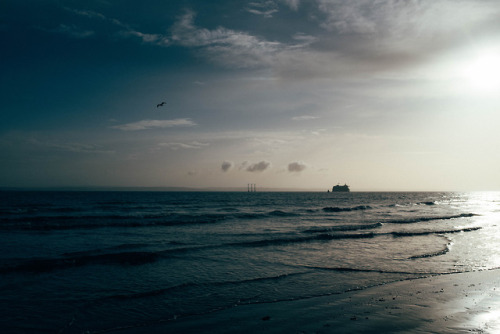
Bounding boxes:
119 268 500 333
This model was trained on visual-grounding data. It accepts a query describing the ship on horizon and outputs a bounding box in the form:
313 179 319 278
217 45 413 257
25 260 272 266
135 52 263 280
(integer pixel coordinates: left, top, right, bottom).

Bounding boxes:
330 184 350 192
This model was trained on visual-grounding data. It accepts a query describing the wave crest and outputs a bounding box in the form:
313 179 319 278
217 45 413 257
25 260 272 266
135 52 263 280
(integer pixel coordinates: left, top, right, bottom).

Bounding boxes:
323 205 372 212
385 213 477 224
303 223 382 233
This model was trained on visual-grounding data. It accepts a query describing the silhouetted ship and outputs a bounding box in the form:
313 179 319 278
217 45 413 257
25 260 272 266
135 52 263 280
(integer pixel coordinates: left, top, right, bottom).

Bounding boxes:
331 184 350 192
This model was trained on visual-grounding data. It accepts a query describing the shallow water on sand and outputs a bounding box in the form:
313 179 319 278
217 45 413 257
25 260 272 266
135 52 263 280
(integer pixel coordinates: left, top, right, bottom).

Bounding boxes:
1 191 499 333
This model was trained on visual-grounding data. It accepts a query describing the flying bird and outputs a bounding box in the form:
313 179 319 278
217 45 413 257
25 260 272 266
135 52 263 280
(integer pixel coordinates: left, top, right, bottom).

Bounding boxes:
156 102 166 108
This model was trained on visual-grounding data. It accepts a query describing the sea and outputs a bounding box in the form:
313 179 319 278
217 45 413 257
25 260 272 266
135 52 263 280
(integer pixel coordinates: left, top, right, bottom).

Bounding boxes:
1 191 499 333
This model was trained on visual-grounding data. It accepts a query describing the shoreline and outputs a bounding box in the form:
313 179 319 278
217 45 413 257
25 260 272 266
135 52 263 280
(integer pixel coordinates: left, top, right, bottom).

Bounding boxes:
116 268 500 334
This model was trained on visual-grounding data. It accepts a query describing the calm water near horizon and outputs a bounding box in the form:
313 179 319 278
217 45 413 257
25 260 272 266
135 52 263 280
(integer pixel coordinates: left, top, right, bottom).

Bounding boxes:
1 191 499 333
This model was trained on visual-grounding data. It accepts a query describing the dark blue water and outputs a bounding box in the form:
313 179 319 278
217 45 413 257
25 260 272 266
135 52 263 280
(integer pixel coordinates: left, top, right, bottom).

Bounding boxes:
1 191 499 333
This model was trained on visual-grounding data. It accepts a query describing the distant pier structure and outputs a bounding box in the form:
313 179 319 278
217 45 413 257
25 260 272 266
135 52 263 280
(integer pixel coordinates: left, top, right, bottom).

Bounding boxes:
247 184 256 192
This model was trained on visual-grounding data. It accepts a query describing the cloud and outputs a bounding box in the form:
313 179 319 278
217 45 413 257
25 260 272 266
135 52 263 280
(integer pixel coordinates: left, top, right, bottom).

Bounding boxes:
158 141 208 150
65 8 107 20
281 0 300 11
292 33 317 47
64 7 301 70
315 1 500 53
119 30 170 45
53 24 94 38
28 138 113 154
65 7 299 70
111 118 196 131
66 2 500 80
170 10 283 68
165 11 342 78
66 7 128 30
38 23 94 38
288 161 307 172
171 10 230 47
311 129 327 136
246 1 279 18
246 160 271 172
282 1 500 79
292 115 319 121
221 160 234 172
66 7 170 45
318 0 499 35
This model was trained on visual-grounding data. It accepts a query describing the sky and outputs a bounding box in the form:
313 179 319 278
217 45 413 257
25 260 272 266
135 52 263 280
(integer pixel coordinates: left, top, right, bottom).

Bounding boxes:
1 0 500 191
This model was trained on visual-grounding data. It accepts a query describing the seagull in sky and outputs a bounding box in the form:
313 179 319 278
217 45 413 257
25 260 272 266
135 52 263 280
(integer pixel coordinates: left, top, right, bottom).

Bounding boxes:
156 101 166 108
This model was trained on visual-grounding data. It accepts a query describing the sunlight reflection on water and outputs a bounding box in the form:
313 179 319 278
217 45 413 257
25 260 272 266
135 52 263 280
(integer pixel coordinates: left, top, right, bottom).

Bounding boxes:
471 291 500 334
451 192 500 270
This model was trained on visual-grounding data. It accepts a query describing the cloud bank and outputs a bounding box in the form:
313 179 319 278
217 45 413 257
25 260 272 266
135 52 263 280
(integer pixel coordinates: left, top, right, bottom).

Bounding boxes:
112 119 196 131
62 1 500 80
159 141 208 150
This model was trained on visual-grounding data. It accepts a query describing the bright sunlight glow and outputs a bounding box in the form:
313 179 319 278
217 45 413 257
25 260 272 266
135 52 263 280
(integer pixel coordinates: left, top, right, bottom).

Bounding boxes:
463 48 500 94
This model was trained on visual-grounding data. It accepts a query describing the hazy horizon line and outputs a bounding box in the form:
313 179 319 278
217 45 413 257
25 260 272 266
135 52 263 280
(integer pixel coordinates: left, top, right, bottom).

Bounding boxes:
1 186 495 192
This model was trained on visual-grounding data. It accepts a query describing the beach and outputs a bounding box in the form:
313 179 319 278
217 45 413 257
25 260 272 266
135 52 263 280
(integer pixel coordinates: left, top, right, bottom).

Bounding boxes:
119 268 500 334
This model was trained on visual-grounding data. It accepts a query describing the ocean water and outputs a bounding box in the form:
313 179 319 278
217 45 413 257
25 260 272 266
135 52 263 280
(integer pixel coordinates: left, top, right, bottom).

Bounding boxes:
1 191 500 333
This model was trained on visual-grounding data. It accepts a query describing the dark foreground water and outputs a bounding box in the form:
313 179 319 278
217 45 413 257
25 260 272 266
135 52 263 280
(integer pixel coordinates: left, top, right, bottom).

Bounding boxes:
1 191 499 333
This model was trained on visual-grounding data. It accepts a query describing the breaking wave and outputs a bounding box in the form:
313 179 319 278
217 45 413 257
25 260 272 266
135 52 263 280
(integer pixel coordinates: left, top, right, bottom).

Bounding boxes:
323 205 372 212
391 226 481 237
0 224 482 274
417 201 437 206
384 213 477 224
231 232 377 248
409 246 450 259
305 265 434 275
303 222 383 234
